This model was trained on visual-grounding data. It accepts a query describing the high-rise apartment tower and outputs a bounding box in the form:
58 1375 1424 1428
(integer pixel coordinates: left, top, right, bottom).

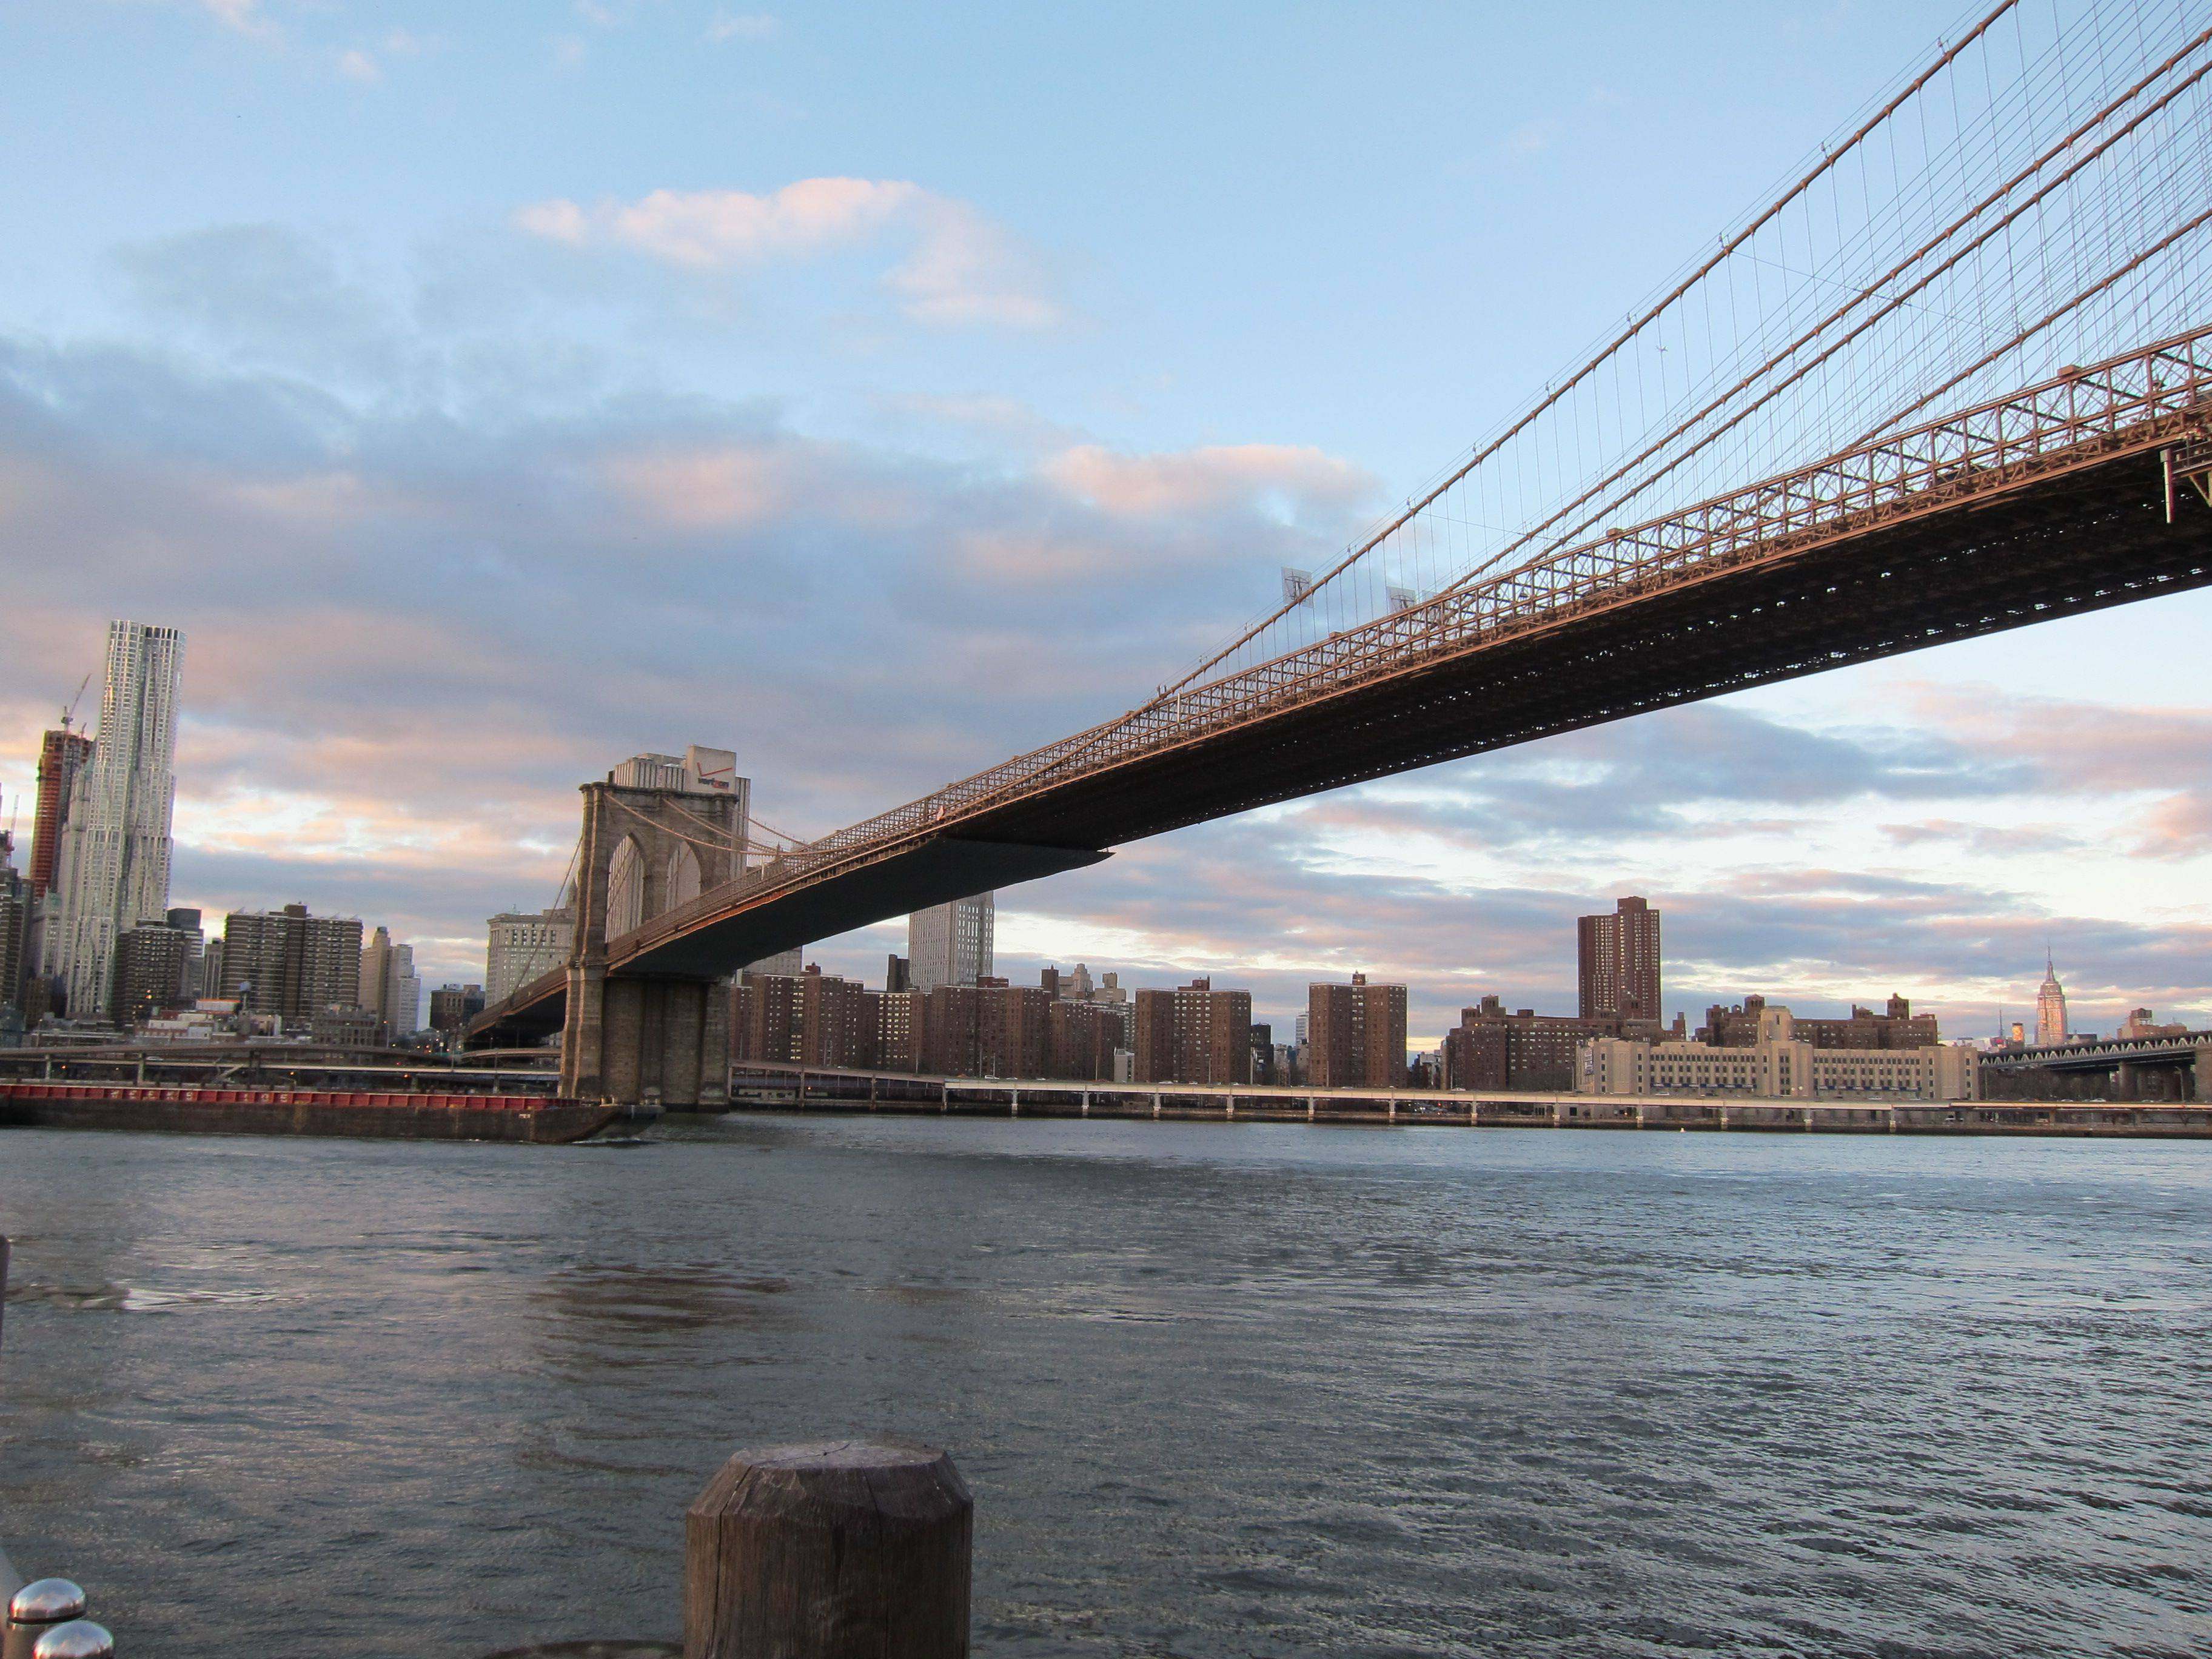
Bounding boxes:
1577 896 1661 1024
218 903 363 1022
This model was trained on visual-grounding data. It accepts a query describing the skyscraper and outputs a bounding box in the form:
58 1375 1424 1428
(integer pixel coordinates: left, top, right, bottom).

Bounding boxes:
361 925 422 1037
485 907 575 1003
2035 954 2069 1047
50 622 184 1021
29 728 94 900
908 893 993 994
1578 896 1661 1024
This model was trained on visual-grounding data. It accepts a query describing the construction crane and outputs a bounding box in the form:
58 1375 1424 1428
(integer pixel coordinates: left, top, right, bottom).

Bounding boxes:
58 672 90 735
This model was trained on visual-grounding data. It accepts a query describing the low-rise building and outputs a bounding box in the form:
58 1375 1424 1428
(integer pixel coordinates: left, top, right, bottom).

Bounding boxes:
310 1003 383 1048
1582 1004 1976 1101
428 984 487 1041
144 999 246 1043
2114 1007 2190 1039
1700 992 1938 1050
1443 997 1624 1091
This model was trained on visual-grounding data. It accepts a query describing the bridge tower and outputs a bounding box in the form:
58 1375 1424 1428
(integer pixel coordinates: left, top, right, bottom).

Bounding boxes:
560 777 741 1111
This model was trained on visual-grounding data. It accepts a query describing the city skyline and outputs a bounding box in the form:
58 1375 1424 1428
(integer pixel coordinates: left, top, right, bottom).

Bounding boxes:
0 645 2190 1048
5 4 2212 1044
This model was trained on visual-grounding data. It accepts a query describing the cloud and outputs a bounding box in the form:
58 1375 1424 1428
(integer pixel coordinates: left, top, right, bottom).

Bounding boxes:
112 224 403 386
337 49 379 84
13 222 2212 1030
599 444 793 531
516 179 1064 329
0 293 1364 980
197 0 269 35
1506 118 1563 156
1047 443 1376 521
885 197 1062 330
706 12 777 42
525 178 921 267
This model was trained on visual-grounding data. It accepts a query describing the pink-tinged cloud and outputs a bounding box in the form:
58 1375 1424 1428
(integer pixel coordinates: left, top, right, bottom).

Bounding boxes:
522 178 920 267
515 178 1064 328
599 446 792 531
1046 443 1377 520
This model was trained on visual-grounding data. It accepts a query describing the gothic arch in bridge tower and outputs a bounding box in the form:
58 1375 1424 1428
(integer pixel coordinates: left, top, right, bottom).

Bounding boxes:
605 834 648 937
668 841 703 912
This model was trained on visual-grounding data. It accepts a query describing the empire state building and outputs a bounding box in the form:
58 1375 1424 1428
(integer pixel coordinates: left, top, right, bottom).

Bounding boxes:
2034 954 2069 1047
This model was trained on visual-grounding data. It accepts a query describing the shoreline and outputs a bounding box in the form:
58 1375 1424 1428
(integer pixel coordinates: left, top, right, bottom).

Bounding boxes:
718 1091 2212 1138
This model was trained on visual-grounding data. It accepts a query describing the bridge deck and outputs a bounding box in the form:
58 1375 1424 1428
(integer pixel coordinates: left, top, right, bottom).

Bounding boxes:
474 330 2212 1045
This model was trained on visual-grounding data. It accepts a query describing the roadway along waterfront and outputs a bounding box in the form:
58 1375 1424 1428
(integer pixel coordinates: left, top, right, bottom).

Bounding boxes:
2 1117 2209 1656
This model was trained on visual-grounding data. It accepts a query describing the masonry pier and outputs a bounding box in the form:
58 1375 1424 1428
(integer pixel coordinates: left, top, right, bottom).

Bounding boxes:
557 777 739 1113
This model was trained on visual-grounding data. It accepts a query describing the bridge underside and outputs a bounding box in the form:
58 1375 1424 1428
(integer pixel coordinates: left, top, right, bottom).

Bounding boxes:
477 837 1108 1045
959 451 2208 845
478 447 2210 1049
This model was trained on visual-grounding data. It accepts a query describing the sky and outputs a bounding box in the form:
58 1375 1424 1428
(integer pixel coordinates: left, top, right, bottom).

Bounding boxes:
4 0 2211 1047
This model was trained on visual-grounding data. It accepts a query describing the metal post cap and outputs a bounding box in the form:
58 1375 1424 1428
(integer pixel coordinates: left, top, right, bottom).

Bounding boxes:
30 1623 112 1659
6 1583 85 1624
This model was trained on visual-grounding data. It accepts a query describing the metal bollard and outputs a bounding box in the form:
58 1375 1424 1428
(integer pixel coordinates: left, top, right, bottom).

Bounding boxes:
30 1624 111 1659
4 1584 87 1659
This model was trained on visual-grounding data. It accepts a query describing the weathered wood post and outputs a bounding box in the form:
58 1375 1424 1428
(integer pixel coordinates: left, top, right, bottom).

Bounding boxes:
685 1440 971 1659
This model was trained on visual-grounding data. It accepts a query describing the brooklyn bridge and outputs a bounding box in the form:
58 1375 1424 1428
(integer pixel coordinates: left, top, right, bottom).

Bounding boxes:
471 1 2212 1108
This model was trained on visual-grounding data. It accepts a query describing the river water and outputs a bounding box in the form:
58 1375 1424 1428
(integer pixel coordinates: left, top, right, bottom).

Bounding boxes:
1 1115 2207 1657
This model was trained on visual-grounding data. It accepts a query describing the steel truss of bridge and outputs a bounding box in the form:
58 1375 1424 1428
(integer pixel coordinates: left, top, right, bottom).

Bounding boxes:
473 327 2212 1048
1981 1029 2212 1071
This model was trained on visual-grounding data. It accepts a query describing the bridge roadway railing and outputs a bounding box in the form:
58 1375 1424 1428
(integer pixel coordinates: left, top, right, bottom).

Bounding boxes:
577 326 2212 982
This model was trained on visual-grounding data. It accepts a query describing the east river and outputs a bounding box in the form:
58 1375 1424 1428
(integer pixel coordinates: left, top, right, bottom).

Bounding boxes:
1 1115 2208 1657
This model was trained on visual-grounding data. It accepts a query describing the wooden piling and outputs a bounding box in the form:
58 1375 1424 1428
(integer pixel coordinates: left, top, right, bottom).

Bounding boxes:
684 1439 971 1659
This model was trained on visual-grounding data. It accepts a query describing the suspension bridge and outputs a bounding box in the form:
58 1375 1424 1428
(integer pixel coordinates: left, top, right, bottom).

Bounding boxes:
471 0 2212 1108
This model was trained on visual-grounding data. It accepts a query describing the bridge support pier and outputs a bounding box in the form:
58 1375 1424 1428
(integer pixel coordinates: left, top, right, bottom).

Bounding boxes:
563 971 731 1111
557 776 740 1113
2117 1060 2141 1102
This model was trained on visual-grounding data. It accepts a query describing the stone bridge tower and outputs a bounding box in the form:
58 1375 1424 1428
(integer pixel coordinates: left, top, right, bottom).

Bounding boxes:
560 769 742 1110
